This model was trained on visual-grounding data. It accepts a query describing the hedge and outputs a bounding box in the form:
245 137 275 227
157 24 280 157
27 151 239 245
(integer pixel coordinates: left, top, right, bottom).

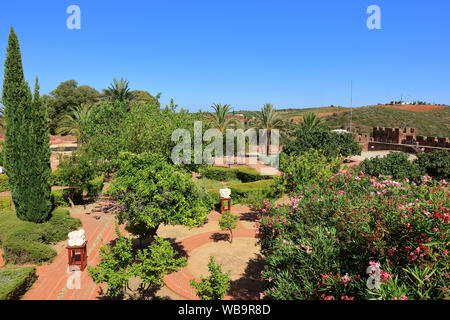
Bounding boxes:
0 174 9 192
0 208 81 264
86 175 105 197
200 166 272 182
230 179 275 201
0 267 37 300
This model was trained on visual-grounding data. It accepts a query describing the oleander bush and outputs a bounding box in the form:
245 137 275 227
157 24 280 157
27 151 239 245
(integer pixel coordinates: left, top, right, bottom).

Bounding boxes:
0 174 9 192
0 267 37 300
257 171 449 300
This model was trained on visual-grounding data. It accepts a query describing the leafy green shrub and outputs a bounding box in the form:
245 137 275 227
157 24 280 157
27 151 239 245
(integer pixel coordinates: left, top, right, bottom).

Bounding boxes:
50 169 65 186
282 127 362 159
88 224 186 298
235 167 271 182
190 256 231 300
86 175 105 197
42 208 82 243
415 150 450 180
2 225 57 264
50 189 69 208
0 208 80 264
200 166 271 183
279 149 342 193
0 267 37 300
0 198 12 211
107 152 210 239
358 152 424 182
219 211 238 243
257 171 449 300
0 174 9 192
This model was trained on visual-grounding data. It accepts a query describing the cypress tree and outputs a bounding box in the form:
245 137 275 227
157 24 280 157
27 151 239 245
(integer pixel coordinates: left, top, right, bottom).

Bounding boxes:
2 27 51 222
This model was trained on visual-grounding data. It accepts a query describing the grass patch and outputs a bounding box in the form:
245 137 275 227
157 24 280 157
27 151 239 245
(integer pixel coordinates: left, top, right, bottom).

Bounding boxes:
0 267 37 300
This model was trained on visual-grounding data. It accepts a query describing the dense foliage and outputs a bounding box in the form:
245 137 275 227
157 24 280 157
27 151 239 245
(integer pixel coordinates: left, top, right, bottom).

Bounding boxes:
190 256 231 300
282 127 362 159
106 152 210 239
278 149 342 194
359 150 449 182
358 152 424 182
88 224 186 298
415 150 450 181
257 172 449 300
219 211 238 243
0 208 81 264
2 28 52 223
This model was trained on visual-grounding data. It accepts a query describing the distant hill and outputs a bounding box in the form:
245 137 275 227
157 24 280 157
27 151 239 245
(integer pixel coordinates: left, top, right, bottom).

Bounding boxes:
236 104 449 138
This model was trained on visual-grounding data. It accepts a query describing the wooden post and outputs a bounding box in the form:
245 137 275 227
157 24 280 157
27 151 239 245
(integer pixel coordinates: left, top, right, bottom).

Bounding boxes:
220 198 231 213
67 241 88 271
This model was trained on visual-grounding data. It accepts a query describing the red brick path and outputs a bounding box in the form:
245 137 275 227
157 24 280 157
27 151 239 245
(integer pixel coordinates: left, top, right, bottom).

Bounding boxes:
163 207 257 300
23 211 118 300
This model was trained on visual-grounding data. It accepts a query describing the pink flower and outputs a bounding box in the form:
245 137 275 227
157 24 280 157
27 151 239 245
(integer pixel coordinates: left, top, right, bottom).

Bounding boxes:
341 273 352 286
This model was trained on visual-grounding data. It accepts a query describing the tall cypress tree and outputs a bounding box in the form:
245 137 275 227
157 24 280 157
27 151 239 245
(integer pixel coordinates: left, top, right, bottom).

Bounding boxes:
2 27 51 222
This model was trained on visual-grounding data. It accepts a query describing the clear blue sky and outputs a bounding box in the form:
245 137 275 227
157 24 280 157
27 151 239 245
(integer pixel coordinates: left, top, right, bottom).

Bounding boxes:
0 0 449 111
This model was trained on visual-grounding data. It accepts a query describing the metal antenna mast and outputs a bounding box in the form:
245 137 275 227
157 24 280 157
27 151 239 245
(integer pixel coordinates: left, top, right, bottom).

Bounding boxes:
349 80 353 132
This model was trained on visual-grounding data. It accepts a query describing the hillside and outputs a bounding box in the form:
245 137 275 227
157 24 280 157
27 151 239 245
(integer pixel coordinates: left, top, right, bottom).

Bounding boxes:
320 105 450 137
236 104 449 138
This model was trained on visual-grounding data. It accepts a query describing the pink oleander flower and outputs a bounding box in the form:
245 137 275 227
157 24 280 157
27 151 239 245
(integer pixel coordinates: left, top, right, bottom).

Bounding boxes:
341 273 351 286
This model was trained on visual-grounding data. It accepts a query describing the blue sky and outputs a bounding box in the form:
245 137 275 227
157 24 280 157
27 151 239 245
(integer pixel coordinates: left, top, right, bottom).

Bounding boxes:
0 0 449 111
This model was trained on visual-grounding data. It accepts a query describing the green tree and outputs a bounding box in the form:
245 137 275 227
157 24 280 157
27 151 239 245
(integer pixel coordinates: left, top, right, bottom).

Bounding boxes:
190 256 231 300
283 127 361 159
103 77 135 104
300 112 323 131
44 80 100 133
248 103 286 155
56 152 97 206
132 90 161 108
107 152 210 240
219 211 238 243
56 103 94 145
2 28 51 222
88 223 186 298
206 103 240 134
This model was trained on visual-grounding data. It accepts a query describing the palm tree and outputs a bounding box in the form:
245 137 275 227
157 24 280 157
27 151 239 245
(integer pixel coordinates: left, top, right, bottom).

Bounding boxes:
249 103 285 155
56 103 93 145
103 77 135 103
206 103 241 133
300 112 323 131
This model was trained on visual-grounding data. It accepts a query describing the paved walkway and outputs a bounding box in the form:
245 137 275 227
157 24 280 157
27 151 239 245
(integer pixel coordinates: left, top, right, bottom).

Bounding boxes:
23 208 119 300
17 203 258 300
163 207 258 300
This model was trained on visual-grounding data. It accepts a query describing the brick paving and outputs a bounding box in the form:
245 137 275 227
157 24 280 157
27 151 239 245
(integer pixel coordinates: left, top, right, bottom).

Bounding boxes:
23 211 117 300
163 206 257 300
18 203 257 300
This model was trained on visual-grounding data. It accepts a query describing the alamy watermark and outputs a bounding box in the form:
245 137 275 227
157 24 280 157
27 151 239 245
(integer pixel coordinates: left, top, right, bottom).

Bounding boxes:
67 5 81 30
367 5 381 30
171 121 280 172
